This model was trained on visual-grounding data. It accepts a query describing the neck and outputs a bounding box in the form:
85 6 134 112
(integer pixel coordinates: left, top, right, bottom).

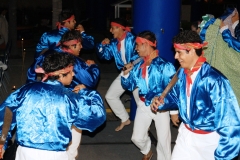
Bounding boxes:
117 31 125 39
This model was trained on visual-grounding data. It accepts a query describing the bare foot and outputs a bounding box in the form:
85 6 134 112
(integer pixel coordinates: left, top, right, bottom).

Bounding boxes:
115 119 131 131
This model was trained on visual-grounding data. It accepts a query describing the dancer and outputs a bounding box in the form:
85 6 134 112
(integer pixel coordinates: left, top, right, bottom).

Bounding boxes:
151 30 240 160
121 30 176 160
96 18 139 131
35 9 94 59
0 52 106 160
27 30 100 160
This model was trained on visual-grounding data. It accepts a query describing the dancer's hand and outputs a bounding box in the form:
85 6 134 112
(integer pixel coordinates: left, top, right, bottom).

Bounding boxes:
72 84 86 93
150 96 164 113
102 38 110 45
86 60 95 66
220 20 225 28
171 114 180 126
123 63 133 75
232 12 239 24
0 144 4 159
75 24 85 33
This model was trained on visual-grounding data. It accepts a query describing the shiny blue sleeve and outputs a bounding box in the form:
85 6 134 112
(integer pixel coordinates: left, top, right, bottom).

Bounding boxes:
145 62 176 106
26 55 45 84
121 72 137 92
96 41 116 61
70 58 100 89
210 78 240 159
35 32 49 58
81 32 95 49
221 29 240 52
73 89 106 132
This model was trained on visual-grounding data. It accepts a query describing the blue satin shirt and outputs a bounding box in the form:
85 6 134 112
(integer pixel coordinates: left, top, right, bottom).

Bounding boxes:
96 32 139 71
0 80 106 151
159 62 240 160
35 27 95 58
27 51 100 89
121 56 176 105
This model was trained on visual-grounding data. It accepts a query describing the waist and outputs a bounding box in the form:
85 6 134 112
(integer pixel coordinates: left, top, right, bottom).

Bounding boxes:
184 124 212 134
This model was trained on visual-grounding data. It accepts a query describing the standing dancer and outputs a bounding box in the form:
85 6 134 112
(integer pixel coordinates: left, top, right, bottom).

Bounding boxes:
151 30 240 160
96 18 139 131
121 31 176 160
0 52 106 160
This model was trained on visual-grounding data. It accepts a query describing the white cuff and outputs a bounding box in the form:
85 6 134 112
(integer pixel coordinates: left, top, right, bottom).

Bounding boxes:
170 110 178 115
121 71 129 78
219 25 228 33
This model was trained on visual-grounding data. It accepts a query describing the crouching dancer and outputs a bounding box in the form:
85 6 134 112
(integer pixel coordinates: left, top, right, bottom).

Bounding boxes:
0 52 106 160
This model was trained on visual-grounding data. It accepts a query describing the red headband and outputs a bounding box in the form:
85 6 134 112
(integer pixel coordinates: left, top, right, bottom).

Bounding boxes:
173 42 208 51
136 37 157 47
56 15 75 29
111 22 131 32
35 65 74 82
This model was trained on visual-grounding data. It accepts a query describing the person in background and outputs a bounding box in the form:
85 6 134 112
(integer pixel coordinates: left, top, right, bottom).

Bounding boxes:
0 52 106 160
0 8 8 48
151 30 240 160
35 9 95 59
96 18 139 131
190 21 201 34
121 30 176 160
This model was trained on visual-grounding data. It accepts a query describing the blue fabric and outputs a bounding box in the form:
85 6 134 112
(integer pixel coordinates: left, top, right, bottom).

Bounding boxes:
27 51 100 89
222 28 240 52
35 27 95 58
121 56 176 107
199 18 216 41
159 63 240 160
81 31 95 49
96 32 139 71
35 27 69 59
0 80 106 151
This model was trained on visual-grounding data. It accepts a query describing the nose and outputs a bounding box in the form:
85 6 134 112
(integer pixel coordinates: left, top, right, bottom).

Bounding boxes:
174 52 179 59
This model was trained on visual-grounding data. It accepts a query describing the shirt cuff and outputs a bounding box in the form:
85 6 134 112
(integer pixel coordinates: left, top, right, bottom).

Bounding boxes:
220 25 228 33
121 71 129 78
170 110 178 115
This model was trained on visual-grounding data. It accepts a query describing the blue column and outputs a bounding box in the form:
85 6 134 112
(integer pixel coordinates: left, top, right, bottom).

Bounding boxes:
133 0 181 64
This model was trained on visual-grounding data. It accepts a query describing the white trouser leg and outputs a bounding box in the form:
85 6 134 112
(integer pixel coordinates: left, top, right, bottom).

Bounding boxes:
131 104 153 155
67 127 82 160
171 123 220 160
154 111 171 160
15 146 68 160
105 74 129 122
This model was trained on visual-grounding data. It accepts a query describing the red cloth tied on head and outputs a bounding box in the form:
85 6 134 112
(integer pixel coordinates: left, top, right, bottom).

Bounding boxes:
111 22 130 52
57 39 81 54
56 15 75 29
136 37 157 47
173 42 208 51
111 22 131 32
35 65 74 82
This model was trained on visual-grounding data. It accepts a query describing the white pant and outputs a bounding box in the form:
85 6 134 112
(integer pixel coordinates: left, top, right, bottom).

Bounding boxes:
171 123 220 160
131 100 171 160
67 127 82 160
15 146 68 160
106 74 138 122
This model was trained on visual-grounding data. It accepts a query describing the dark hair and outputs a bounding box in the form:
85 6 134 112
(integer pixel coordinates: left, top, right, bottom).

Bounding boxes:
58 9 74 25
173 30 202 56
137 30 157 50
191 21 200 30
111 18 128 27
59 30 82 49
42 51 75 80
